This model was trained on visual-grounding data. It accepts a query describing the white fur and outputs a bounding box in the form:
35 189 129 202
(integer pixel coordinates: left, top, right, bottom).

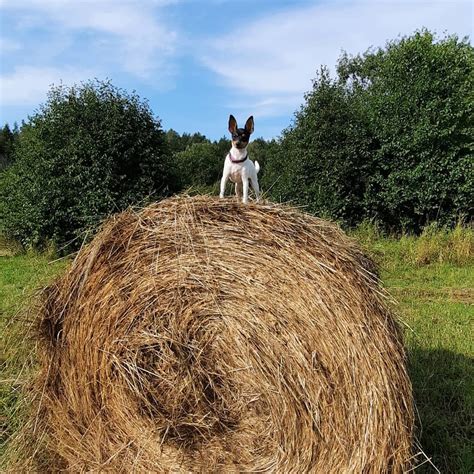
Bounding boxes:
219 146 260 204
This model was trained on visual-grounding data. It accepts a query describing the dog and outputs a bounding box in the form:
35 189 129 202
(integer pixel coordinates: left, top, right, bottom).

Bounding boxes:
219 115 260 204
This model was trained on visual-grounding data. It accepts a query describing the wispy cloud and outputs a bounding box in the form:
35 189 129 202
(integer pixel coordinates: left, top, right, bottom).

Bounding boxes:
0 66 96 106
230 95 303 121
17 0 178 77
0 38 21 53
203 0 473 117
0 0 179 107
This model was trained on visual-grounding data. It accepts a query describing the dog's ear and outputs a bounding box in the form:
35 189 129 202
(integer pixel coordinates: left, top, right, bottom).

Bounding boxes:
228 115 238 134
244 116 254 134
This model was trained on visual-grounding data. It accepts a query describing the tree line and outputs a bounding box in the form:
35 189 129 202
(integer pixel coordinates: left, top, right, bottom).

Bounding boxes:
0 123 20 171
0 30 472 251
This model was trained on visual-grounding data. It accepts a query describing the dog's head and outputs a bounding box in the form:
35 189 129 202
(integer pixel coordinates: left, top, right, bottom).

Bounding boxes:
228 115 254 149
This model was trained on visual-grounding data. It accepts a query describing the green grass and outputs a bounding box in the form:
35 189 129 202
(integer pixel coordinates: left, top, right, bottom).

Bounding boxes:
353 226 474 473
0 253 67 459
390 263 472 473
0 253 66 318
1 227 473 472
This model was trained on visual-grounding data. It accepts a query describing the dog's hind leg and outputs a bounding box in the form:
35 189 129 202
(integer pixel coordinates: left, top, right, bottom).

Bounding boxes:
235 181 243 200
242 177 249 204
250 176 260 202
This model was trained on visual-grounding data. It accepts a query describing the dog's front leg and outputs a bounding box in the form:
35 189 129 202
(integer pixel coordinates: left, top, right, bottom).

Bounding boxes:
242 177 249 204
219 173 229 198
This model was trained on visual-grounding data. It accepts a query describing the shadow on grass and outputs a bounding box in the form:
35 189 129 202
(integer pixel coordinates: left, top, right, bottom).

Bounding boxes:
409 347 473 473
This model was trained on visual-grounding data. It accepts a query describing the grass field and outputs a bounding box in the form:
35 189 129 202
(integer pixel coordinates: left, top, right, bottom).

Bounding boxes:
1 226 473 472
0 252 67 460
352 226 473 473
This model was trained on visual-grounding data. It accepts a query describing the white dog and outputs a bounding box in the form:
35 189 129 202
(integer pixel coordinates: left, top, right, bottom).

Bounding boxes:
219 115 260 204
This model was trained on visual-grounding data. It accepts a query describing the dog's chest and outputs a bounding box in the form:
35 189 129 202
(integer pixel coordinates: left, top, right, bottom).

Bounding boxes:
228 162 245 183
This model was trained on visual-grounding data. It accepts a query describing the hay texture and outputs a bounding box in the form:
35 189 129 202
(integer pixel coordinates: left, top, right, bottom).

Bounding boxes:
20 196 413 472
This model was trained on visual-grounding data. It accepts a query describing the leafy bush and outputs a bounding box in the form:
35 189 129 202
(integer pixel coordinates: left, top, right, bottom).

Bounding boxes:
0 80 177 251
165 129 209 155
174 140 228 189
343 30 474 230
0 124 19 171
263 68 374 223
264 31 474 231
247 138 279 193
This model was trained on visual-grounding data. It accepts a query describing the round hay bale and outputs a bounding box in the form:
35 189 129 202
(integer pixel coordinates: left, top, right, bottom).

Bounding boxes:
22 196 413 472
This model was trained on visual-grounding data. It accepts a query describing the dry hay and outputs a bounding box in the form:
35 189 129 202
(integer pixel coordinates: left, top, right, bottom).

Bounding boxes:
14 195 413 472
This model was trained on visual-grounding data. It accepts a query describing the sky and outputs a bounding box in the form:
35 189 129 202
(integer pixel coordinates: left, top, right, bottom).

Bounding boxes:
0 0 472 140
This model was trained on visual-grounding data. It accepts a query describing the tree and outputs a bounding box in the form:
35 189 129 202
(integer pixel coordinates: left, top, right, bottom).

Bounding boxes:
248 137 278 183
165 129 209 155
264 31 473 230
0 124 18 171
263 68 375 223
0 80 177 250
174 141 224 190
339 30 474 229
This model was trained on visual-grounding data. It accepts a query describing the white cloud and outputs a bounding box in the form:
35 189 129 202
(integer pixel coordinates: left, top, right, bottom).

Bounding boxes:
230 95 303 119
0 38 21 53
0 66 96 106
203 0 473 117
0 0 179 78
0 0 180 108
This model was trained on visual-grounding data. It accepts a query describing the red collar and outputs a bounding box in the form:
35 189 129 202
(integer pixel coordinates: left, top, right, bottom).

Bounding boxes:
228 152 248 163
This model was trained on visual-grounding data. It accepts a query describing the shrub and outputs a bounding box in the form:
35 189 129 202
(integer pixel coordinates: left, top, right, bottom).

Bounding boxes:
174 141 225 189
0 123 18 171
264 31 474 231
0 80 177 251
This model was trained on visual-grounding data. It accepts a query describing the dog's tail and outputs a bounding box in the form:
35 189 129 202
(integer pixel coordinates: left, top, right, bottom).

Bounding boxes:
254 160 260 174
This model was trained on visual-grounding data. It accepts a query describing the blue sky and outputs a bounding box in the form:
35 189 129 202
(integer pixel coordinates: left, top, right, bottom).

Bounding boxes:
0 0 472 140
